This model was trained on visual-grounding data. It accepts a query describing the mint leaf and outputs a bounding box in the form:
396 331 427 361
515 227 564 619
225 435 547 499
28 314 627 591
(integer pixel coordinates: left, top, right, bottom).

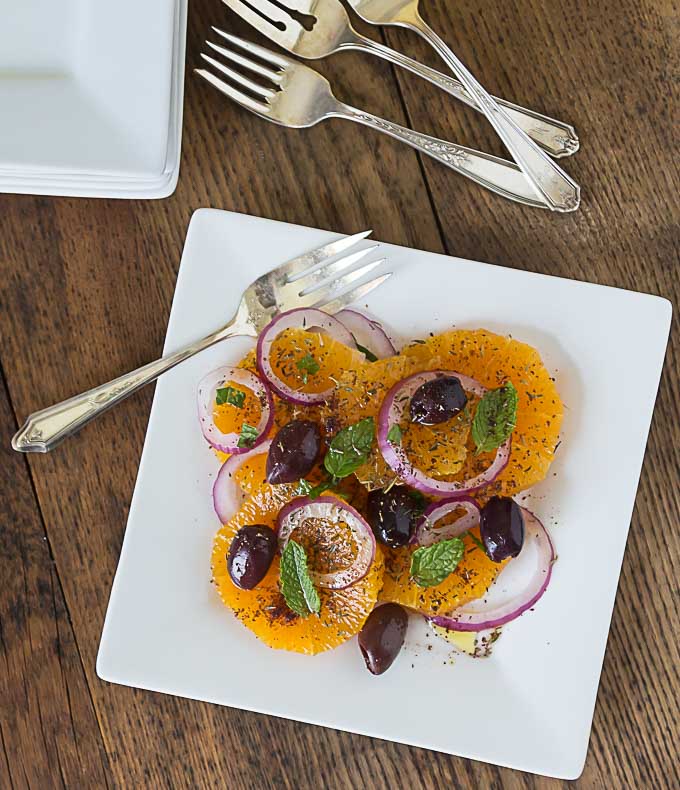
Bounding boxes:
410 538 465 588
407 489 428 516
297 353 320 384
324 417 375 479
465 531 486 553
354 338 378 363
280 540 321 617
216 385 246 408
387 424 403 445
471 382 518 454
237 422 259 449
309 479 335 498
295 479 314 496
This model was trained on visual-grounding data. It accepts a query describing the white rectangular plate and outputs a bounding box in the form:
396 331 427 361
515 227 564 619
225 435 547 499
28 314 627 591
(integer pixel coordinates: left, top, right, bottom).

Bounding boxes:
0 0 187 198
97 209 671 779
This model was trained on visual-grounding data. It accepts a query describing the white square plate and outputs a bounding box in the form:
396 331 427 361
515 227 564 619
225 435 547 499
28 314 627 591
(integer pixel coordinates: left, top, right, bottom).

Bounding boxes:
97 209 671 779
0 0 185 196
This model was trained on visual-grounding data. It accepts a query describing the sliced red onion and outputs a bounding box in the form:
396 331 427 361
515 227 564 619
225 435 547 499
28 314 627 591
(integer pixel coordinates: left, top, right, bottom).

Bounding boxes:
377 370 511 496
197 367 273 454
413 496 481 546
430 507 554 631
256 308 356 405
336 309 396 359
276 495 376 590
212 440 271 524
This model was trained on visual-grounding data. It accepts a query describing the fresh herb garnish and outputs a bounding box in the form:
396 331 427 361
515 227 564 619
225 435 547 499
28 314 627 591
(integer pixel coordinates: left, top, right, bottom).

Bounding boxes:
471 381 518 454
215 385 246 408
387 424 403 445
237 422 259 449
354 338 378 363
410 538 465 588
407 489 428 516
280 539 321 617
465 531 486 553
323 417 375 479
296 353 320 384
295 479 314 496
308 479 335 498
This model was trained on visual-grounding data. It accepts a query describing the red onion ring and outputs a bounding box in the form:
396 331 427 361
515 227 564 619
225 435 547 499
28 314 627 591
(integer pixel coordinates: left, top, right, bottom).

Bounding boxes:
276 495 376 590
256 308 357 405
429 507 554 631
413 496 481 546
212 440 271 524
336 309 396 359
197 367 273 454
377 370 511 496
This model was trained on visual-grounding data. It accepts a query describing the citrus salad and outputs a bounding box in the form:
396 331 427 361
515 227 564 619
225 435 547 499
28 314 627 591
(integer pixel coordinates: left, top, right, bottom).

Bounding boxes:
200 308 562 674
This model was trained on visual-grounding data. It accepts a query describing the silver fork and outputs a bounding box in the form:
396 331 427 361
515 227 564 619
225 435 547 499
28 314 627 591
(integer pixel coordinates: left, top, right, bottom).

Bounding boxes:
220 0 580 212
197 32 548 209
221 0 578 159
344 0 581 211
12 231 389 453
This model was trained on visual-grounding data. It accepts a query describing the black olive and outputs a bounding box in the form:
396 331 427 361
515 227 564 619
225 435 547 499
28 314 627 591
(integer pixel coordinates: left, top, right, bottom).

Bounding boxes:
366 487 420 548
480 496 525 562
358 603 408 675
227 525 277 589
266 419 321 484
409 376 467 425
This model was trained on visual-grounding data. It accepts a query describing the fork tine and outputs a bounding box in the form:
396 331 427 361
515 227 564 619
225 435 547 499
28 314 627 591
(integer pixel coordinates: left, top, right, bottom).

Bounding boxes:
206 40 282 84
195 67 270 115
294 245 379 291
212 27 293 69
276 230 373 280
316 273 393 313
217 0 300 55
200 53 276 100
306 258 386 297
225 0 296 27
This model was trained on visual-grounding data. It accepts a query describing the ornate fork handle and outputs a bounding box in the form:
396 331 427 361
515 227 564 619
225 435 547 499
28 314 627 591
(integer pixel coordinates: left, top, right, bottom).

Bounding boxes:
405 19 580 212
12 321 243 453
335 103 545 208
346 37 579 158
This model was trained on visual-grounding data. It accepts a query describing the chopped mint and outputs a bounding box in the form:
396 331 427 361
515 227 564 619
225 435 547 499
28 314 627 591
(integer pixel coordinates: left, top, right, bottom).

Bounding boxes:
216 386 246 408
237 422 259 449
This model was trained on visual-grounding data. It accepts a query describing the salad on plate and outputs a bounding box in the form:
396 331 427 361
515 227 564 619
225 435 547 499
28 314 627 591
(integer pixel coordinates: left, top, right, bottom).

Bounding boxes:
200 307 562 674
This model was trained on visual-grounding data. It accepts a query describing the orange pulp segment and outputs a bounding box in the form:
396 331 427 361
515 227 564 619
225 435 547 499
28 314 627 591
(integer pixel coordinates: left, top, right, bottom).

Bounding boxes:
266 327 364 399
212 483 384 654
325 329 563 497
381 531 506 617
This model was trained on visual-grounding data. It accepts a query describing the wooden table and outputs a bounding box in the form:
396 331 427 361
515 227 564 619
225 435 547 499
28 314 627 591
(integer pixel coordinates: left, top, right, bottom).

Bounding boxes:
1 1 677 786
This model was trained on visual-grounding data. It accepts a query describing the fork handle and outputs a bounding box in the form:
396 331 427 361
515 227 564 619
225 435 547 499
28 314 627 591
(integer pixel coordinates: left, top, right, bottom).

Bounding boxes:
335 103 545 208
347 37 578 159
11 321 242 453
405 17 580 212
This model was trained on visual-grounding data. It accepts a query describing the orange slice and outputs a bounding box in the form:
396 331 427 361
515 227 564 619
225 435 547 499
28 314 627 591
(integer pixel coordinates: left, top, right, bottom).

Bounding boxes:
381 531 506 617
211 482 384 654
266 327 364 400
325 329 563 497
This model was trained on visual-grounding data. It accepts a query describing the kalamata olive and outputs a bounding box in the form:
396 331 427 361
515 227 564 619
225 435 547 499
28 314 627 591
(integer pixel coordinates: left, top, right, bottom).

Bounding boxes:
227 525 277 589
480 496 525 562
359 603 408 675
366 487 420 547
266 419 321 484
409 376 467 425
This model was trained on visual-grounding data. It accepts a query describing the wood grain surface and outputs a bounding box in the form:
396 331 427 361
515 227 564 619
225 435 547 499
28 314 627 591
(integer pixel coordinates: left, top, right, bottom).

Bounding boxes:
0 0 678 787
